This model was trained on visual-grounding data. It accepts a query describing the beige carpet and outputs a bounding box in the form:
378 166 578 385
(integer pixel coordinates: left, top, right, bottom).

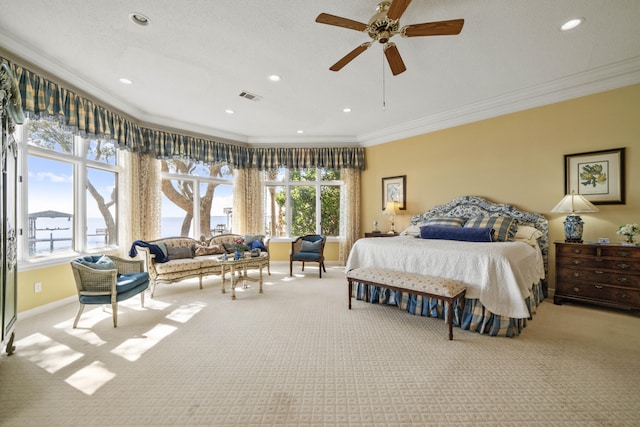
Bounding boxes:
1 261 639 426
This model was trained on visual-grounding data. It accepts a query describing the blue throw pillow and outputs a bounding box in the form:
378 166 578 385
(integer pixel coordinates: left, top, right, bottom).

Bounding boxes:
420 226 494 242
250 240 267 251
77 255 117 270
300 239 322 253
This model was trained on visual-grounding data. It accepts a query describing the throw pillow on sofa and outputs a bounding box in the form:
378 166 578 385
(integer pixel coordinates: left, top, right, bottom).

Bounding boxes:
167 245 195 260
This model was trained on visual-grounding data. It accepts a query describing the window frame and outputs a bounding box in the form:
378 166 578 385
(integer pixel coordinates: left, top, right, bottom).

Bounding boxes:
264 167 343 240
159 161 233 239
17 121 121 268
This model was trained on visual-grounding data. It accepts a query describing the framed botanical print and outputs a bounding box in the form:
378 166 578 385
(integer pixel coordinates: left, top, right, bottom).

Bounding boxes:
381 175 406 210
564 147 625 205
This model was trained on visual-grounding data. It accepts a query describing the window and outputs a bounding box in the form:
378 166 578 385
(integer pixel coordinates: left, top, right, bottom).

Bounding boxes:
264 168 342 237
160 160 232 238
20 118 120 260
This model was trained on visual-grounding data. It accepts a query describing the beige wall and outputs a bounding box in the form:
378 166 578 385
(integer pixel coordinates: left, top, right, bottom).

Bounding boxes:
16 84 640 312
362 84 640 291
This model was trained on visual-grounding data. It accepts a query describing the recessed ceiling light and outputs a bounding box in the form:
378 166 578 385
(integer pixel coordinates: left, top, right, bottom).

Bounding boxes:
129 12 150 26
225 109 235 114
296 130 304 134
268 75 281 82
119 78 133 84
560 17 584 31
343 108 352 113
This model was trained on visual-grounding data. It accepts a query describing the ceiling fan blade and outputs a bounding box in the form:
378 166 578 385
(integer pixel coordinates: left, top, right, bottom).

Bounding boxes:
330 43 371 71
402 19 464 37
387 0 412 21
315 13 368 32
384 43 406 76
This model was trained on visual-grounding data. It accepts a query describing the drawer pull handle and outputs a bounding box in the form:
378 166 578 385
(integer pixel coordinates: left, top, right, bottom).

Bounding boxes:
594 285 603 289
573 287 581 293
617 263 630 269
617 251 630 257
617 277 629 283
594 270 603 274
571 260 582 265
620 293 630 299
572 272 583 278
594 258 604 262
572 248 582 254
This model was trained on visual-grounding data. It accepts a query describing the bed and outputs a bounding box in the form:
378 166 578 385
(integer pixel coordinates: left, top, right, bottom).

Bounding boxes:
345 196 548 337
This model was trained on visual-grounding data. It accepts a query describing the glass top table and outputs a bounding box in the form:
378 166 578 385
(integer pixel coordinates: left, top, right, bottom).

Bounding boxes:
216 252 269 300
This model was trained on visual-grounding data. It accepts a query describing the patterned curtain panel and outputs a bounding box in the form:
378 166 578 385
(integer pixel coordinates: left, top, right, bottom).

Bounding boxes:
232 168 264 235
3 57 365 170
339 167 361 265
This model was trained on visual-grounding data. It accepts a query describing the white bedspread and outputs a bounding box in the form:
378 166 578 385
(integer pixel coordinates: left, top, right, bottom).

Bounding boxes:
345 236 545 318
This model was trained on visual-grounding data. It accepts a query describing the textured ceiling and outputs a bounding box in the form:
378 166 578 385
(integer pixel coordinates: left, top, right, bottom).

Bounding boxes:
1 0 639 146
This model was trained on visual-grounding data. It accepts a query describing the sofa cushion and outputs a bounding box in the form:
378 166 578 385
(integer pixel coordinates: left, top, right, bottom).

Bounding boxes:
250 240 267 251
195 243 224 256
155 258 201 274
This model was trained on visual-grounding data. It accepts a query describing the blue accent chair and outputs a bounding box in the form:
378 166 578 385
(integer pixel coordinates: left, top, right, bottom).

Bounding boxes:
70 255 149 328
290 235 327 278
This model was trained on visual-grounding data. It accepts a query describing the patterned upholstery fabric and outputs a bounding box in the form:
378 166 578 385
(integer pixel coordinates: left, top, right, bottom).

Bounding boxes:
464 216 518 242
347 267 465 298
424 217 467 228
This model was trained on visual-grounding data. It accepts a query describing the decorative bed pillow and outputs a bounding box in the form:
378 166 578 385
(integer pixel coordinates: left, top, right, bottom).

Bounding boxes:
515 225 543 246
300 239 322 253
464 216 518 242
167 245 195 260
424 217 467 228
420 225 494 242
400 224 422 237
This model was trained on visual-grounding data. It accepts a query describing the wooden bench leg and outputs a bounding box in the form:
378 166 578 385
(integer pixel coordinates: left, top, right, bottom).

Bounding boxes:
348 279 352 309
446 300 454 340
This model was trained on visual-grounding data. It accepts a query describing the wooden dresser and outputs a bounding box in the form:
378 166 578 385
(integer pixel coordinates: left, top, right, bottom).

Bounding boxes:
554 242 640 310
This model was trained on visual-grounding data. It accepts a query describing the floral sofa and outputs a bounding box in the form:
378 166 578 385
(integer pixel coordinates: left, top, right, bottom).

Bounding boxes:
134 233 269 297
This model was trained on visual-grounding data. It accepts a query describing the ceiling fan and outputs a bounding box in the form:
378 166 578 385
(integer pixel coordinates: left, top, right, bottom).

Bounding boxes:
315 0 464 76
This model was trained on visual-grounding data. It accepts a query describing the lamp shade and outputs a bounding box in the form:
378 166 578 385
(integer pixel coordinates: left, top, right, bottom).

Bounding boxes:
383 200 399 216
550 193 599 214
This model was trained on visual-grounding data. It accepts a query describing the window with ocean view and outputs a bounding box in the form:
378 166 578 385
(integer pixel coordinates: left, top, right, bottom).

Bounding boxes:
160 160 232 238
22 119 120 259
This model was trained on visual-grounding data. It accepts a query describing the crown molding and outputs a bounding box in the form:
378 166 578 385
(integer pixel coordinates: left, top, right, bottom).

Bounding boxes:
358 56 640 147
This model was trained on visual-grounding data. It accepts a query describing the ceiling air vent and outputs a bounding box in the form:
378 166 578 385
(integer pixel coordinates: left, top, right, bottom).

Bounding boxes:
239 91 262 101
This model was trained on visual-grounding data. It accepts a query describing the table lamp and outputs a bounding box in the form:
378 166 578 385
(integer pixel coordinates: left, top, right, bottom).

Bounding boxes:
550 191 599 242
383 200 399 234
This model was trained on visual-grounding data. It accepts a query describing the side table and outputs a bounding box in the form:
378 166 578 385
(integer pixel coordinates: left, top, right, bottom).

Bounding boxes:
364 231 398 237
216 252 269 299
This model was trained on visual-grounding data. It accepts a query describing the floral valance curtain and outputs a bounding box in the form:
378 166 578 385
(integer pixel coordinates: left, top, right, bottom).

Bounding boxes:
3 57 365 170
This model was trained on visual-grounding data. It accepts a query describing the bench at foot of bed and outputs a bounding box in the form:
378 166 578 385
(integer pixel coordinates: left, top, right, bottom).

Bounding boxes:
346 267 466 340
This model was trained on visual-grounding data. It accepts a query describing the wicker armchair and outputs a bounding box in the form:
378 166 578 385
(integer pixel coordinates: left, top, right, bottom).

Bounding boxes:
70 255 149 328
290 235 327 278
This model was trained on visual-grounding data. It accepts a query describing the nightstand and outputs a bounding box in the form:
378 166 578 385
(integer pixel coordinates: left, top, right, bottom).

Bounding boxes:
554 242 640 310
364 232 398 237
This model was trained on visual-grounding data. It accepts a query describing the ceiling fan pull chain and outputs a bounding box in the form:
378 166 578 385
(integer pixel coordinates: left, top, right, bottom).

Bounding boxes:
382 52 386 111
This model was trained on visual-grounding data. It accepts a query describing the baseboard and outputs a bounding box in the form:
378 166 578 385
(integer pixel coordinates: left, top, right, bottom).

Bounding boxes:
19 296 76 320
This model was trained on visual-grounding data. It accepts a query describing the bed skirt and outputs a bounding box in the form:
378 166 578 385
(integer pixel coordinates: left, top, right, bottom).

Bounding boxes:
352 280 545 338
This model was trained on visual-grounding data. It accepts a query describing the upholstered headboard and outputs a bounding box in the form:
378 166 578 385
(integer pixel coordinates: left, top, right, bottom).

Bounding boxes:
410 196 549 281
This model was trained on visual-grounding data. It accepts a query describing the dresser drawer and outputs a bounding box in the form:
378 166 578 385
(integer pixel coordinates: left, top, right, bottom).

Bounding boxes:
556 268 640 288
559 282 640 307
556 244 640 259
556 255 640 273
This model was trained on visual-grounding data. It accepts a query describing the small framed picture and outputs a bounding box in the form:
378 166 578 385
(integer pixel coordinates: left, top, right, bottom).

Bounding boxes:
381 175 406 210
565 148 625 205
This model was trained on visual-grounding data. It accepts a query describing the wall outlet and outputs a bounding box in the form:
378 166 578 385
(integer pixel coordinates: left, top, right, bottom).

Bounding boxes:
34 282 42 293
